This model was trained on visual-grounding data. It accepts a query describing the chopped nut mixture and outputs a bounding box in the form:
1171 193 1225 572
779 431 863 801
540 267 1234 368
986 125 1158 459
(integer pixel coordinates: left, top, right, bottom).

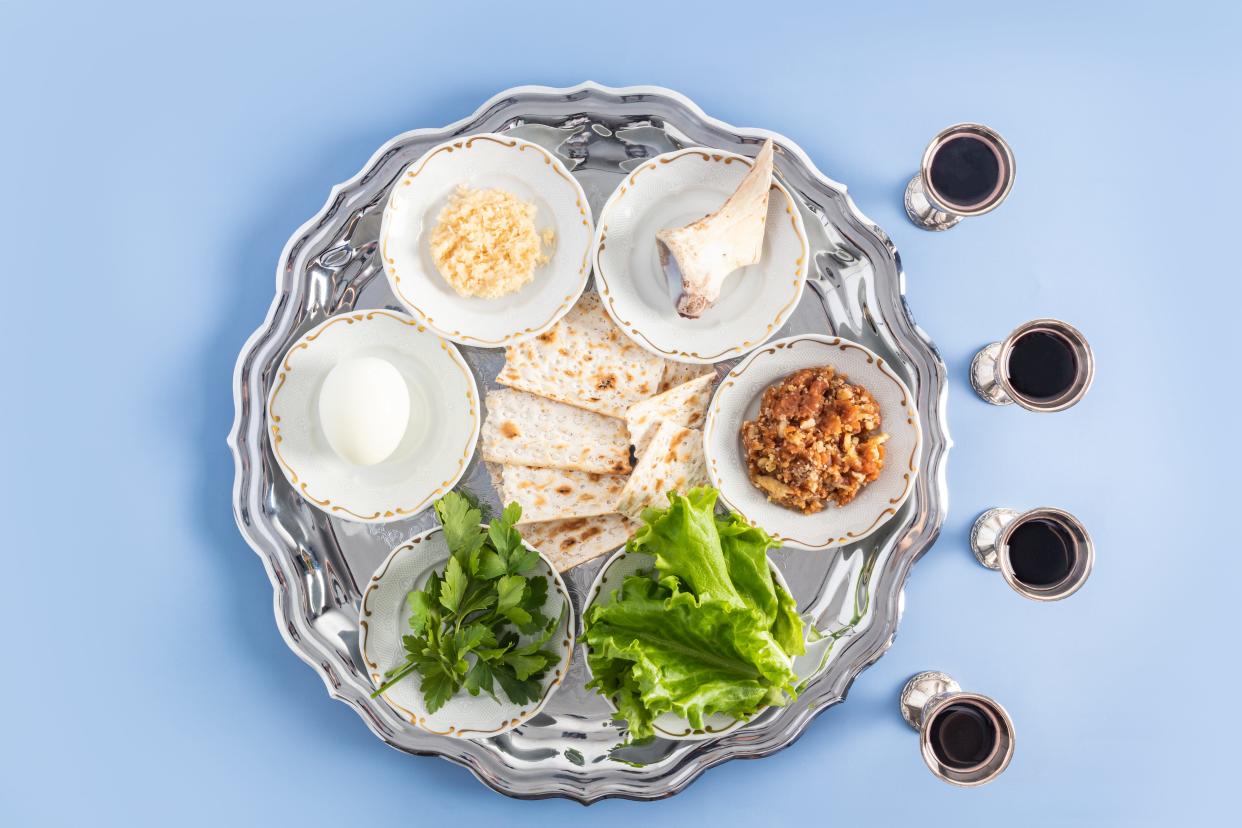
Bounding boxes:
741 366 888 513
428 185 553 299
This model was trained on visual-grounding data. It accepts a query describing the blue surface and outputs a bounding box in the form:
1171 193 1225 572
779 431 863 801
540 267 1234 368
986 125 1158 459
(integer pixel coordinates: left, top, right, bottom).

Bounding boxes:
3 1 1239 824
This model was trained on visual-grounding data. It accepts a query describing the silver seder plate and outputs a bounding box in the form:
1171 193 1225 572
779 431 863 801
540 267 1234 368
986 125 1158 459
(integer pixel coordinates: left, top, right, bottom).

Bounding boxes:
227 82 951 802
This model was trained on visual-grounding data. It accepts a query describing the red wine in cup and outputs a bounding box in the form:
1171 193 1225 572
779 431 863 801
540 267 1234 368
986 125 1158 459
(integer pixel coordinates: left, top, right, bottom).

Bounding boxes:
1005 330 1079 401
927 133 1005 211
1006 518 1075 588
929 702 1000 771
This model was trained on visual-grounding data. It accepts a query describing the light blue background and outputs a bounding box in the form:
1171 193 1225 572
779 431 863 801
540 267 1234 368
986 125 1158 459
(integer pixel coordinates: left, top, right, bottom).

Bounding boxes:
3 1 1239 824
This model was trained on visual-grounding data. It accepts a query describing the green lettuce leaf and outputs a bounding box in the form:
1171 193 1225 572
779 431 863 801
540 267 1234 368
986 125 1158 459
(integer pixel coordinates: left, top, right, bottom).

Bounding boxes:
714 511 805 657
584 487 806 741
630 488 739 606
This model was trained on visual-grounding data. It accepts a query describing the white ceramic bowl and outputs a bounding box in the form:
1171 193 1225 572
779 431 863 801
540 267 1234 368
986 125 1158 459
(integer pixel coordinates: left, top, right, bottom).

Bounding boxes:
380 133 593 347
592 146 809 364
359 526 575 739
582 547 800 741
265 310 479 523
704 334 922 550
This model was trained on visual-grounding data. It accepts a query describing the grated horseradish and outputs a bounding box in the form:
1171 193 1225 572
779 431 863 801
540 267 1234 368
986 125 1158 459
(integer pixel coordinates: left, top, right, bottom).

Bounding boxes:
428 185 554 299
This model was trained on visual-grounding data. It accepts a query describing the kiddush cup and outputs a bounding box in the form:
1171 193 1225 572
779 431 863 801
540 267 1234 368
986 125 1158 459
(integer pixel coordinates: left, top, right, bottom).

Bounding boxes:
970 318 1094 412
899 671 1015 786
904 123 1015 231
971 507 1094 601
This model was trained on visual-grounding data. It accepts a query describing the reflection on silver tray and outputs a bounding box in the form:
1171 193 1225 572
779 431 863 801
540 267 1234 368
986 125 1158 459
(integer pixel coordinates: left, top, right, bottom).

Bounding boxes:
227 82 951 802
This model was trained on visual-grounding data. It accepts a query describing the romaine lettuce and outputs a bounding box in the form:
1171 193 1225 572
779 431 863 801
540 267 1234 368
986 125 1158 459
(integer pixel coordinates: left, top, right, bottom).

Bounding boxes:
584 487 805 741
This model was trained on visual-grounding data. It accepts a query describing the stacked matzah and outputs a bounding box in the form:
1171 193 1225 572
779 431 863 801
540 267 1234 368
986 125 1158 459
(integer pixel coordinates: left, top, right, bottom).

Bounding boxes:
482 292 716 570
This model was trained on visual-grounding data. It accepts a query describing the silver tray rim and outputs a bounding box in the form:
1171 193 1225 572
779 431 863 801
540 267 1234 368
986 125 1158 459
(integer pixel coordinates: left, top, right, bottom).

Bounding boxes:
226 81 952 802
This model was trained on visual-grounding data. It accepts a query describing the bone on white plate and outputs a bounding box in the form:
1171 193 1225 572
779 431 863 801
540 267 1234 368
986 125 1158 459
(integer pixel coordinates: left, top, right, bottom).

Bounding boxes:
657 139 775 319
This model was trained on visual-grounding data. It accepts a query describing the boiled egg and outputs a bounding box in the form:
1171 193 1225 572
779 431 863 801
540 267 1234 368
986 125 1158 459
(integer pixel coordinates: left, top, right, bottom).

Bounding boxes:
317 356 410 466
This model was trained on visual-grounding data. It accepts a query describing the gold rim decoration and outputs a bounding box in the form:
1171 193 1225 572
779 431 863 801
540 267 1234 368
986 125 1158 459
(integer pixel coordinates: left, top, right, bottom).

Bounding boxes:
704 335 922 550
380 134 593 348
592 148 809 363
265 310 479 523
358 530 575 739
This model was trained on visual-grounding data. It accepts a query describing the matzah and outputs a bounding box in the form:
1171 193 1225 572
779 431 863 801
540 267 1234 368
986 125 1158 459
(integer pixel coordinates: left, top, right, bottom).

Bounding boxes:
518 513 636 572
659 361 714 393
616 421 709 520
500 464 629 524
495 292 665 418
625 373 716 457
481 389 631 475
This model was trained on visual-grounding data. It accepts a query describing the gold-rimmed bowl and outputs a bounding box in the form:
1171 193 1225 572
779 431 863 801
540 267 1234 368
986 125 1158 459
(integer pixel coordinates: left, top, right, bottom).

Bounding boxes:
265 310 479 523
380 133 594 348
359 526 575 739
591 145 808 365
581 546 807 741
704 334 922 550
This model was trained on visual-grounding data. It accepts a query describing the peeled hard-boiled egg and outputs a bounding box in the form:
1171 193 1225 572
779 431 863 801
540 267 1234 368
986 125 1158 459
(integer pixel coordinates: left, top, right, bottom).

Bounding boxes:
317 356 410 466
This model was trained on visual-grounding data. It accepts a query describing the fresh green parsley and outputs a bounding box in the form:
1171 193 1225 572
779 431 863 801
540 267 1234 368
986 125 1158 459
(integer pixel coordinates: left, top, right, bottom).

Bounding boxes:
370 492 563 713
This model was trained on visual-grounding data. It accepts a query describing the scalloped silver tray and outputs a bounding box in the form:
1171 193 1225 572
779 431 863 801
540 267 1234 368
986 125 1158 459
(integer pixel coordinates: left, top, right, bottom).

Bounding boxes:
227 82 951 803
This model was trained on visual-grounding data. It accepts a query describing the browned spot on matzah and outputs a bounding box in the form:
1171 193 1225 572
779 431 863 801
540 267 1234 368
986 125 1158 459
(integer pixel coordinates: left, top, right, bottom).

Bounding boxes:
668 429 689 452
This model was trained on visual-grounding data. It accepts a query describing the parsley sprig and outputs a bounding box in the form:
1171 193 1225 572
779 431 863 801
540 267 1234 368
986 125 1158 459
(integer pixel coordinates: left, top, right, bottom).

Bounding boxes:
371 492 563 713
